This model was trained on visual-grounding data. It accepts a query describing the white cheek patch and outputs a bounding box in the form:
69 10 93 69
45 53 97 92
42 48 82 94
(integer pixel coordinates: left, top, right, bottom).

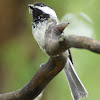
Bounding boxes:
36 6 57 18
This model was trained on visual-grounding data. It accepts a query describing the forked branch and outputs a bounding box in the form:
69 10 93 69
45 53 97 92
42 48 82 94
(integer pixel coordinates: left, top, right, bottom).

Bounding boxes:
45 23 100 56
0 23 100 100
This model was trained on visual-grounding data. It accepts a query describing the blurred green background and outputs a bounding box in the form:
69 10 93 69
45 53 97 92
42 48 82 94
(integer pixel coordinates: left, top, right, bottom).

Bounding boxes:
0 0 100 100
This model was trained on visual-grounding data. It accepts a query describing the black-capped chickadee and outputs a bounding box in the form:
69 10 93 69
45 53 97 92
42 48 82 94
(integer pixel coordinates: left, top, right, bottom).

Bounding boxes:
28 3 88 100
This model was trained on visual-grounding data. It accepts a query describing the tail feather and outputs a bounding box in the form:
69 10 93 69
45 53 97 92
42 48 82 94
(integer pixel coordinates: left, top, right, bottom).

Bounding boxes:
64 58 88 100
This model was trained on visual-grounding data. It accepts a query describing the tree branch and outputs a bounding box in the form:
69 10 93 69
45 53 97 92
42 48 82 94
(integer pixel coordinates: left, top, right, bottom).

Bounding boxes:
0 53 67 100
44 23 100 56
0 23 100 100
65 35 100 53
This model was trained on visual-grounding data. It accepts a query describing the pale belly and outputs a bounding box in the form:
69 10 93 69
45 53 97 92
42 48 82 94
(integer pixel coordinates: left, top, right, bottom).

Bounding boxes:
32 18 59 51
32 22 47 50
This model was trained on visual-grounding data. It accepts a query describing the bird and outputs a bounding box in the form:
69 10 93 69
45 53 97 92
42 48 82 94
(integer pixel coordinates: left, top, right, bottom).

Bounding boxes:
28 2 88 100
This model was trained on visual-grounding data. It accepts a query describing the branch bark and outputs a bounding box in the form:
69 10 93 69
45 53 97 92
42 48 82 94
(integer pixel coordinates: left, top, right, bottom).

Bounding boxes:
65 35 100 53
45 23 100 56
0 23 100 100
0 53 67 100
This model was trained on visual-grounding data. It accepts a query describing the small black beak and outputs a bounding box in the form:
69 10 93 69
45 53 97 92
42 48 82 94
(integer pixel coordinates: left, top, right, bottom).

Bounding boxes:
28 4 34 9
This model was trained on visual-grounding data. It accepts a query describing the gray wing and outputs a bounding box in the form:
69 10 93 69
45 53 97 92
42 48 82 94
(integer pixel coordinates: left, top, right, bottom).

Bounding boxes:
68 49 73 64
